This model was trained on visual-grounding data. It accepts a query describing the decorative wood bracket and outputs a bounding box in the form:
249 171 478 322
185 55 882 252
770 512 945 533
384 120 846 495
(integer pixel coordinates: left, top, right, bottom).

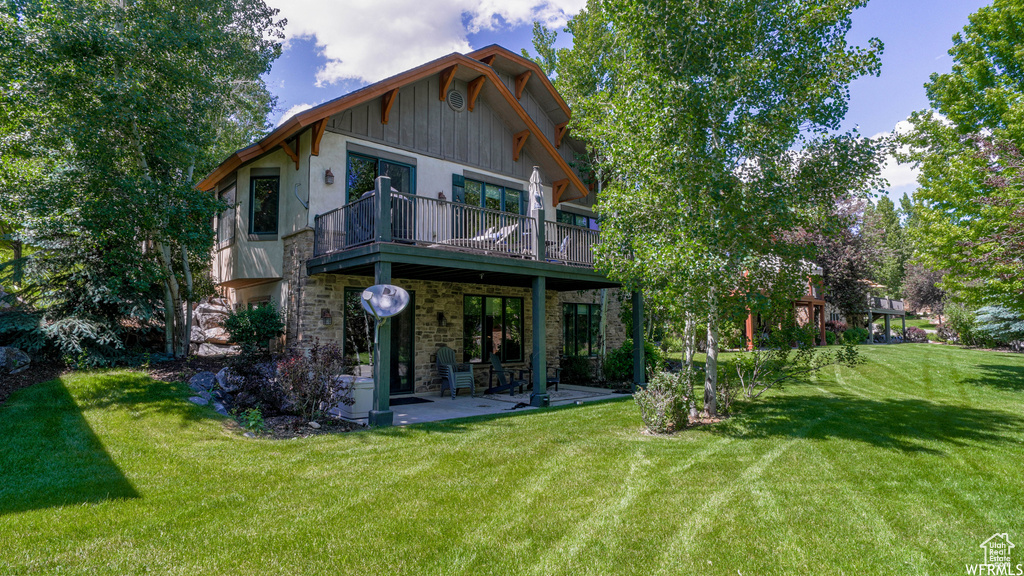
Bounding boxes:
439 65 458 101
311 119 327 156
552 179 569 205
479 54 496 66
555 121 568 148
381 88 399 124
466 75 486 112
280 139 300 170
515 70 532 100
513 130 529 162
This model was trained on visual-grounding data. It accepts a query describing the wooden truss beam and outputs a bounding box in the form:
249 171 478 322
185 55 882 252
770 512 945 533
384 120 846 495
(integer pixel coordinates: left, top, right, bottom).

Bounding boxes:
280 139 299 170
552 179 569 205
479 54 496 66
515 70 532 100
466 75 486 112
381 88 399 124
513 130 529 162
311 119 327 156
439 65 458 101
555 121 568 148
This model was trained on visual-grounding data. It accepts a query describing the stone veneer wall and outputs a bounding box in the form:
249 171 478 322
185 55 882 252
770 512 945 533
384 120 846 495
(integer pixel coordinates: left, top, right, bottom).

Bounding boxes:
282 229 628 393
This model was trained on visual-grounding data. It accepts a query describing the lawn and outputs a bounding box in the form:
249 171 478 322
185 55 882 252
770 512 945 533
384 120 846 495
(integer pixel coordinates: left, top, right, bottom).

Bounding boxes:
2 345 1023 575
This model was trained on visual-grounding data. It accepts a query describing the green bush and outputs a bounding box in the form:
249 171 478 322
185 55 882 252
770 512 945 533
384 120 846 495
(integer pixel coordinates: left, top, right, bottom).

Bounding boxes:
634 371 689 434
604 339 663 382
843 327 868 344
560 355 593 385
825 331 838 345
223 305 284 358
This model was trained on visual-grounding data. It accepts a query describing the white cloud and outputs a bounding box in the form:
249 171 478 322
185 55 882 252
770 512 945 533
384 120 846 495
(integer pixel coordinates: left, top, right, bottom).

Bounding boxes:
266 0 586 85
872 119 920 192
276 102 317 126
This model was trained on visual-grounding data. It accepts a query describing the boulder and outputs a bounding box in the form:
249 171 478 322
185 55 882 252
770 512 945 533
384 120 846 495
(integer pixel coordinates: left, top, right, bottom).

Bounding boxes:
188 396 209 406
198 313 227 331
189 371 217 392
204 326 230 345
0 346 31 374
196 343 240 357
190 325 206 344
216 367 242 393
212 402 229 416
195 303 230 317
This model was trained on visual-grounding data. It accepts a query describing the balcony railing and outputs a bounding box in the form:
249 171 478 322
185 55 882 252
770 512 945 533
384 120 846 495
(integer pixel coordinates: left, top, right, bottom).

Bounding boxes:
313 177 600 269
870 296 905 312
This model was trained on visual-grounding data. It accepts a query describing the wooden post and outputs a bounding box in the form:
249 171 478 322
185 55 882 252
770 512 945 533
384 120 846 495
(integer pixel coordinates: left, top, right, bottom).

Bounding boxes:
632 290 645 391
867 309 873 345
819 305 826 346
530 276 549 407
885 315 891 345
745 311 755 351
375 176 392 244
535 206 545 261
901 315 906 342
369 260 394 427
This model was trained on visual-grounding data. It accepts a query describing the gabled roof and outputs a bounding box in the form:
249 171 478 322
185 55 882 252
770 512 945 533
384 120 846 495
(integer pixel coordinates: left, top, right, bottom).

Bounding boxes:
466 44 571 122
198 50 589 205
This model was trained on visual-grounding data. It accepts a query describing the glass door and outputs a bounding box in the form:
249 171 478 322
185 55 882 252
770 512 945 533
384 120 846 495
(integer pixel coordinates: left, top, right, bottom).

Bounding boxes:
343 288 415 395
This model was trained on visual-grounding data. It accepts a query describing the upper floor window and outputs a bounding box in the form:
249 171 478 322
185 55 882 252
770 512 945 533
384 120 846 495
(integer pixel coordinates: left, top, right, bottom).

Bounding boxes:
249 175 279 236
452 175 523 214
216 183 236 249
556 210 598 230
346 153 415 202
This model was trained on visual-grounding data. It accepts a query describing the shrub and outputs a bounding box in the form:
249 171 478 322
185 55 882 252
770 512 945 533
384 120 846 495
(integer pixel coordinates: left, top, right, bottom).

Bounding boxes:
634 371 689 434
843 327 869 344
825 331 838 345
560 355 593 385
276 340 352 420
604 339 663 383
825 320 848 334
902 326 928 343
223 305 284 358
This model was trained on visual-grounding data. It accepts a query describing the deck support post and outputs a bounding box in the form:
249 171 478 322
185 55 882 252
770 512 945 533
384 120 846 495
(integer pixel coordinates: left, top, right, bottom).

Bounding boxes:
369 258 394 427
885 314 891 345
901 315 906 342
632 290 645 391
530 275 549 407
867 310 873 345
819 305 826 346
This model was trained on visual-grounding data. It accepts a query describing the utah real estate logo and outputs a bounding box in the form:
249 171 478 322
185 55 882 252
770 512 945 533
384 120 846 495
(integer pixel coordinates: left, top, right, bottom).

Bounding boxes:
967 533 1021 575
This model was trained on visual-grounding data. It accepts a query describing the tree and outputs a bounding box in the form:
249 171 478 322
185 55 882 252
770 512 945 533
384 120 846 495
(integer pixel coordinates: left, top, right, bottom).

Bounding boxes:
532 0 884 414
862 196 910 297
902 0 1024 312
903 263 945 319
0 0 284 360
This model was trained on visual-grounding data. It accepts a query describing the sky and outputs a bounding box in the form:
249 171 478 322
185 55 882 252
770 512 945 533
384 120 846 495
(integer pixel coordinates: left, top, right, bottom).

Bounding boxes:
263 0 993 203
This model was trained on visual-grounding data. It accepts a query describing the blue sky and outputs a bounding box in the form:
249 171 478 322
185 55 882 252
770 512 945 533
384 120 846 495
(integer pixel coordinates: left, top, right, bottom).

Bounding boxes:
264 0 991 201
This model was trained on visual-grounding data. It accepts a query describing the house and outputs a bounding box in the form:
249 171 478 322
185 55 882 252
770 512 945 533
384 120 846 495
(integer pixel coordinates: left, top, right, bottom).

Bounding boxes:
197 46 645 425
743 264 827 350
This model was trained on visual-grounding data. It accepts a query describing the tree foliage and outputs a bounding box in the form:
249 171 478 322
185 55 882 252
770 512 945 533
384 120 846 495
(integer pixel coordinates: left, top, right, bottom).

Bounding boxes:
902 0 1024 312
0 0 284 361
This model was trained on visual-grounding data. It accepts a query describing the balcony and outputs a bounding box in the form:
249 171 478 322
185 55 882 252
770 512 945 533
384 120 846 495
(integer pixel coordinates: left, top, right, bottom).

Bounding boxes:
869 296 905 314
313 190 599 267
308 184 613 291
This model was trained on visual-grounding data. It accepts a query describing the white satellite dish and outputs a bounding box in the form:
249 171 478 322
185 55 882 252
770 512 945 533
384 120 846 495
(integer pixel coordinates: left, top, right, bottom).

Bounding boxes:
360 284 410 319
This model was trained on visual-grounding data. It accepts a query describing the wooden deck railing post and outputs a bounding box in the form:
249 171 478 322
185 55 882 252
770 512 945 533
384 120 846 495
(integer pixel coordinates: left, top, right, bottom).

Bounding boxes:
375 176 392 243
535 207 545 261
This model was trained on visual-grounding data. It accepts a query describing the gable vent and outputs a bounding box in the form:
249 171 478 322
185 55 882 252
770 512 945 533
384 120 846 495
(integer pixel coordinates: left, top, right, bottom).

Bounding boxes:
447 89 466 112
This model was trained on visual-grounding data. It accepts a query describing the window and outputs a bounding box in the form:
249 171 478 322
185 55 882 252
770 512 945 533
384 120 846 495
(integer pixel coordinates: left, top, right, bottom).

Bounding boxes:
216 183 236 249
556 210 599 230
247 297 271 310
563 303 602 356
452 175 523 214
249 175 280 235
463 295 523 363
346 153 415 203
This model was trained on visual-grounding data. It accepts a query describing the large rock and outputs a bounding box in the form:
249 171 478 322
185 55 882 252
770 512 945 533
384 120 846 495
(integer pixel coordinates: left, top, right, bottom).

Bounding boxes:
204 326 230 345
196 343 240 357
190 325 206 344
216 367 242 393
195 303 230 317
198 313 227 331
189 371 217 392
0 346 30 374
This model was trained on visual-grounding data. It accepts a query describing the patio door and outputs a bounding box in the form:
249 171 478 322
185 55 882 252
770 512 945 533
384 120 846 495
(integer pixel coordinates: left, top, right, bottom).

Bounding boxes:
343 288 415 395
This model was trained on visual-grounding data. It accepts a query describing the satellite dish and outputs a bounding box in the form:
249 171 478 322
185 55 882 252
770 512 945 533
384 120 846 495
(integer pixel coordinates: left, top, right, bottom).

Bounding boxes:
360 284 410 319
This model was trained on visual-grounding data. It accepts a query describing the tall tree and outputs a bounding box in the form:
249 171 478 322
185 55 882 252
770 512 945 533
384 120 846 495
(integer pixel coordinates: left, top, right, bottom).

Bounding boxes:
902 0 1024 311
533 0 884 414
0 0 284 359
862 196 910 297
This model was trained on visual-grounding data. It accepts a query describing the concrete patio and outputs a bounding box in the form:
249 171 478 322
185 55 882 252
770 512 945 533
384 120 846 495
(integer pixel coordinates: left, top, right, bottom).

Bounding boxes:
346 384 629 426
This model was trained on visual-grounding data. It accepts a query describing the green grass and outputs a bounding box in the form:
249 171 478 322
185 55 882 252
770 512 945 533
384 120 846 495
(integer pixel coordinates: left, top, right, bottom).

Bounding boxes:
2 345 1023 575
904 316 939 331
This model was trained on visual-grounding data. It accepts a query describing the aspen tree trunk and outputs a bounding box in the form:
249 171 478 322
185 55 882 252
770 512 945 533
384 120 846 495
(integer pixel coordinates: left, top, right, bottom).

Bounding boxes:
181 245 194 357
161 280 175 356
704 289 719 417
156 242 182 357
684 312 698 417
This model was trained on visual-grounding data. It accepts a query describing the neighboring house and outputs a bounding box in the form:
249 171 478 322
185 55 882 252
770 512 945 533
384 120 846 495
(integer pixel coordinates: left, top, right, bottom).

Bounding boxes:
743 264 828 350
197 46 644 425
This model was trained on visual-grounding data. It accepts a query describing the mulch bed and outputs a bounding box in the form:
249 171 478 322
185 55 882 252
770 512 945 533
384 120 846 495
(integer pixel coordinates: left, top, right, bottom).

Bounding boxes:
147 355 232 385
0 361 66 406
252 415 366 439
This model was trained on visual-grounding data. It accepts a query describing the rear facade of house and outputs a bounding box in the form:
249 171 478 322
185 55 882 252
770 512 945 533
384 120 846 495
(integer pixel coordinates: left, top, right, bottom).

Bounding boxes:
199 46 635 404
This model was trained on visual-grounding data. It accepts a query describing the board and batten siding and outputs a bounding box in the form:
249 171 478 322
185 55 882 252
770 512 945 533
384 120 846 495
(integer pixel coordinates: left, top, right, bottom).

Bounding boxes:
327 76 537 182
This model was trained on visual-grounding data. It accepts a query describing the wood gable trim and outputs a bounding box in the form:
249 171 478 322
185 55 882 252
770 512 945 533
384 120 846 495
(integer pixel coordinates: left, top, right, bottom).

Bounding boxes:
197 51 591 206
467 45 571 119
555 122 568 148
514 70 531 100
381 88 399 124
552 179 569 204
311 119 327 156
513 130 529 162
438 65 458 101
280 139 299 170
466 75 486 112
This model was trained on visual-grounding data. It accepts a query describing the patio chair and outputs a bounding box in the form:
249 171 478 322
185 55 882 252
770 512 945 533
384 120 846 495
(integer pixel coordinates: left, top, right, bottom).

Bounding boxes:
528 351 560 393
437 346 475 399
485 353 528 396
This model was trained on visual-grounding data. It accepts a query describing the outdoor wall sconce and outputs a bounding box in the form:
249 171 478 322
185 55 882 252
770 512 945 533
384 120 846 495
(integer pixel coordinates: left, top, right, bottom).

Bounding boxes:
437 312 448 327
324 168 335 185
437 191 446 200
321 308 333 326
